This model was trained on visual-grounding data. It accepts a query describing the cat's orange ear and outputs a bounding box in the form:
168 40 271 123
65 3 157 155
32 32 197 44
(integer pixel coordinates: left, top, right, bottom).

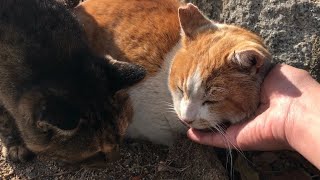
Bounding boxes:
231 49 270 75
178 3 215 39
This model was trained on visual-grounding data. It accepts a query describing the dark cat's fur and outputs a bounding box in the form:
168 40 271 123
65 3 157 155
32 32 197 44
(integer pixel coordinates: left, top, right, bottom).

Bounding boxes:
0 0 145 163
57 0 80 8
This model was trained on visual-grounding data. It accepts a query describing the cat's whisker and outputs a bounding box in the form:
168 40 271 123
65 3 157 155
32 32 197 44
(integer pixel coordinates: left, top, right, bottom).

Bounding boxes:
212 124 256 174
165 108 176 111
161 101 174 106
214 125 243 157
213 124 247 159
164 104 175 109
206 125 234 179
165 106 175 109
165 107 174 110
164 104 174 108
164 107 177 113
212 125 234 180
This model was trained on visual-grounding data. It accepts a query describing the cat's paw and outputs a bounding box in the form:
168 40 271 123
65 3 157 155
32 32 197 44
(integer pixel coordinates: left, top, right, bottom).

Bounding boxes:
4 145 35 162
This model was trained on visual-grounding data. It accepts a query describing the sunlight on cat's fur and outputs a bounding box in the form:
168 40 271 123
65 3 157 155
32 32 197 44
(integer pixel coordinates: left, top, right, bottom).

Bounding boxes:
75 0 271 146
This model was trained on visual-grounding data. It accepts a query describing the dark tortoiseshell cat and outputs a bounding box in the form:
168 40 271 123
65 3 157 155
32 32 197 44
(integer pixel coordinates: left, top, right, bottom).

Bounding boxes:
0 0 145 163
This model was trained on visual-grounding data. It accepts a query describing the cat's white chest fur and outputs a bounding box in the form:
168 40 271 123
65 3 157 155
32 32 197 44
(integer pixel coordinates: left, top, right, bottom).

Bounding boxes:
126 42 186 146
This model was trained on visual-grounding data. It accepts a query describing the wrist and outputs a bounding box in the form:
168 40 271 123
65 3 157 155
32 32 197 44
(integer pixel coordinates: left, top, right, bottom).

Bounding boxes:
285 79 320 169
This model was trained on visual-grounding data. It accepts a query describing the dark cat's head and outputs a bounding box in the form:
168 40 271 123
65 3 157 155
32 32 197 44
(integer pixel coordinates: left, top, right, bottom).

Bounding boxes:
15 55 145 163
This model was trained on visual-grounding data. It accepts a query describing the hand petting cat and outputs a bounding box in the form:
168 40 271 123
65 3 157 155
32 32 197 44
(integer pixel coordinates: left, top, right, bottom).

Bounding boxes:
188 64 320 169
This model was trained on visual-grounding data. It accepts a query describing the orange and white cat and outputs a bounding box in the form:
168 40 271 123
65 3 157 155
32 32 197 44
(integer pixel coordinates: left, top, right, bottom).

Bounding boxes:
74 0 271 145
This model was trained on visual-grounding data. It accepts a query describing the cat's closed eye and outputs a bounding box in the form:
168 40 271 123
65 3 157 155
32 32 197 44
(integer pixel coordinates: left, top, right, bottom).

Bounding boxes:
177 86 183 94
202 100 217 106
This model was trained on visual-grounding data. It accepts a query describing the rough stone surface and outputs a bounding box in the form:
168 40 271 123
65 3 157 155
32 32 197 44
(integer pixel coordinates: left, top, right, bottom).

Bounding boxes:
188 0 320 81
156 136 228 180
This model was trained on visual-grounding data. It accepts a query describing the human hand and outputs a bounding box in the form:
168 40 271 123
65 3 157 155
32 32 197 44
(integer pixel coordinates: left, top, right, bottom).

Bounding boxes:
187 64 320 151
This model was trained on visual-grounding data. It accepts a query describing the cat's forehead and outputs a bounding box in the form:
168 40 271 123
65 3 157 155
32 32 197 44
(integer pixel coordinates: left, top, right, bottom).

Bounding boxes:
175 25 264 69
185 67 203 98
186 24 263 50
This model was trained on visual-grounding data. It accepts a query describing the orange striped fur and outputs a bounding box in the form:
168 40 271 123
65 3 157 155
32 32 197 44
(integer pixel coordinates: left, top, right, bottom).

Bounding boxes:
74 0 181 75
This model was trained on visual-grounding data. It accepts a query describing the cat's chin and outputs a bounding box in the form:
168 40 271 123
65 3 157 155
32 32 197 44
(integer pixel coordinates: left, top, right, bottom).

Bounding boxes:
192 122 231 133
194 128 216 133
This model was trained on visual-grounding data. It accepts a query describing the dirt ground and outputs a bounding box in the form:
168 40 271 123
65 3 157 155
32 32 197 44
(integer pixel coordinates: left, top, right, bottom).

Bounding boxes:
1 136 320 180
0 137 228 180
217 150 320 180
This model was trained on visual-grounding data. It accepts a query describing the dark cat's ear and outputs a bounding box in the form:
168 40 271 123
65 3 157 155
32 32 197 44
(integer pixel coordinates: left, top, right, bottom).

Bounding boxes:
104 55 146 92
89 55 146 92
231 49 271 75
178 3 216 39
